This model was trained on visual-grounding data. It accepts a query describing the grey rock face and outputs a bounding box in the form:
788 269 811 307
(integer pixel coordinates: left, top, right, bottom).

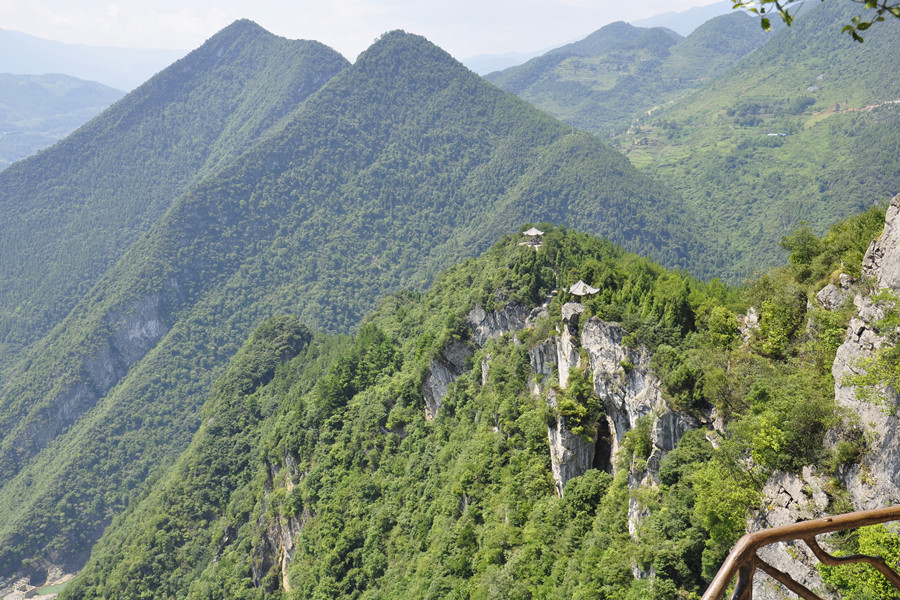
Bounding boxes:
815 283 850 311
580 318 663 456
528 338 557 379
739 307 760 344
5 289 175 470
750 469 834 600
831 235 900 508
861 193 900 289
466 302 530 347
252 454 308 592
646 410 698 477
423 340 472 420
556 303 584 389
546 388 596 497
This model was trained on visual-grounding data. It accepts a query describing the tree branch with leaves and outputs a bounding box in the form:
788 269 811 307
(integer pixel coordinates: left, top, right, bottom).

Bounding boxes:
734 0 900 40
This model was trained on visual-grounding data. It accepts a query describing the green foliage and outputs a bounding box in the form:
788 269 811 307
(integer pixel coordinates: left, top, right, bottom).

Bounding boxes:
0 26 714 577
55 211 886 599
820 523 900 598
487 14 767 135
557 362 603 438
0 21 349 372
844 290 900 407
732 0 900 41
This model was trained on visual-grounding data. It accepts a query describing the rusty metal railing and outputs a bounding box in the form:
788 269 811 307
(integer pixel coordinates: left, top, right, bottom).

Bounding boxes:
702 505 900 600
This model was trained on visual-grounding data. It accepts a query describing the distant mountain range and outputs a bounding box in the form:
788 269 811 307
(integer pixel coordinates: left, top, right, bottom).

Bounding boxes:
0 28 185 91
487 1 900 277
485 12 768 135
0 73 124 170
630 0 733 35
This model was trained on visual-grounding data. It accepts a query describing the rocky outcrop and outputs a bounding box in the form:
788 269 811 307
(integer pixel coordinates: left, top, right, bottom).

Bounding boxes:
749 469 833 600
252 453 308 592
423 340 472 420
546 388 597 497
2 287 179 477
830 193 900 509
861 193 900 290
580 317 665 456
556 303 583 388
528 338 557 396
424 300 550 420
540 303 690 496
466 302 531 347
647 410 698 476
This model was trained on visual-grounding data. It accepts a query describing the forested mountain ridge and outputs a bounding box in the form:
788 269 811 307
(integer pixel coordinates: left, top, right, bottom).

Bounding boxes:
485 12 768 135
0 19 349 375
0 73 124 171
623 0 900 280
59 203 894 599
0 28 714 583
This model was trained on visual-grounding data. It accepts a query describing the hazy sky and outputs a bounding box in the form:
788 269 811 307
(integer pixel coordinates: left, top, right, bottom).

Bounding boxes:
0 0 723 60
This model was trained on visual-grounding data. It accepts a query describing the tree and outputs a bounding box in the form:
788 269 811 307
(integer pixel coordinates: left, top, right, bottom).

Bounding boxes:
733 0 900 40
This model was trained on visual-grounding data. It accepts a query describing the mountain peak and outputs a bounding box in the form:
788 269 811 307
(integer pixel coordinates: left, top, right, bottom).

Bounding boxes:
357 29 456 66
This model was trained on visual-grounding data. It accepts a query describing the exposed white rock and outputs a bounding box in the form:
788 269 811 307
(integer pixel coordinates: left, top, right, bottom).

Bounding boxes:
556 303 583 389
580 318 663 456
546 388 596 497
830 194 900 509
528 338 557 396
861 193 900 290
749 469 834 600
423 340 472 420
815 283 849 311
466 302 530 347
739 307 760 344
646 410 698 478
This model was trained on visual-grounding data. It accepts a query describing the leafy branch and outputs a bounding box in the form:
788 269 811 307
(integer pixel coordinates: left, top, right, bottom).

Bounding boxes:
733 0 900 40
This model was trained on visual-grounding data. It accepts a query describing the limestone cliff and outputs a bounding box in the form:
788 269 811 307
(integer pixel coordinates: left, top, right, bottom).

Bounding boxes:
827 194 900 510
536 301 692 497
747 192 900 599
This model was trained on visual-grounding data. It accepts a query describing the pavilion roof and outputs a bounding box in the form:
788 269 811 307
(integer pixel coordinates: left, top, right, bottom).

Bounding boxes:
569 280 599 296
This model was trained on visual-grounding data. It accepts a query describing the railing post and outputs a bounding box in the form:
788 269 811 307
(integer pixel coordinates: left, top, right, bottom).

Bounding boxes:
731 559 754 600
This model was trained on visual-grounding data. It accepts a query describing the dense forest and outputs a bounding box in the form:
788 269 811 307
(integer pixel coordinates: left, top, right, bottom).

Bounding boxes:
60 207 894 599
0 20 350 374
0 28 713 582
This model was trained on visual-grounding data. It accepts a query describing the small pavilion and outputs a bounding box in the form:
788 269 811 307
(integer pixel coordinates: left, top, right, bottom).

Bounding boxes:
568 280 599 301
521 227 544 248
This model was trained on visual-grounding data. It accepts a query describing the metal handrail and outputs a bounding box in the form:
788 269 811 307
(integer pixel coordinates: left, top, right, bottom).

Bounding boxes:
702 505 900 600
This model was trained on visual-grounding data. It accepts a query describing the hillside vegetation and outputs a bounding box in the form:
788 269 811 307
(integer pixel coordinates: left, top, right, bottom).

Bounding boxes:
486 13 768 135
490 2 900 280
0 20 349 373
61 208 886 599
619 1 900 279
0 28 712 581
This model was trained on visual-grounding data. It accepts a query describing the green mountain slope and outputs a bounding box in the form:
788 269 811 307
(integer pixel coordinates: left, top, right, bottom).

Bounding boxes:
0 29 711 581
0 20 349 372
0 73 124 170
485 13 767 134
622 1 900 279
60 210 882 600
